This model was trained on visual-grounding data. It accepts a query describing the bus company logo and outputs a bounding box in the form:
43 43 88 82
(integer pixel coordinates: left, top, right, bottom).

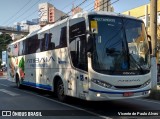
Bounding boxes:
27 56 55 63
123 72 136 75
118 79 140 83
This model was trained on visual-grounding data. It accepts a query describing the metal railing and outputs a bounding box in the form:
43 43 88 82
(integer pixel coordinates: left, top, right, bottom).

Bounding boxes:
0 26 29 35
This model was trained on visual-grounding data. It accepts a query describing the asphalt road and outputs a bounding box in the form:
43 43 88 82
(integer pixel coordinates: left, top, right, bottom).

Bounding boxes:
1 77 160 119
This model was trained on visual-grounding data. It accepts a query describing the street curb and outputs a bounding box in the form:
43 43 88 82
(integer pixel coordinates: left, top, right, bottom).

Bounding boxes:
135 98 160 104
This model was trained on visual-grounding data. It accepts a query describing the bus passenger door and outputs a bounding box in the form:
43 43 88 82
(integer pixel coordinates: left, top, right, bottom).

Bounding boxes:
75 39 88 100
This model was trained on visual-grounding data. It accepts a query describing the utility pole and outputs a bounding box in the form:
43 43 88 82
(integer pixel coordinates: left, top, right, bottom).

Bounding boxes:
150 0 157 89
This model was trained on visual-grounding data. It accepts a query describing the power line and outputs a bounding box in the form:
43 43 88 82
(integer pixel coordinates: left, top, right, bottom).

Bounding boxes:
85 0 111 12
22 0 78 22
82 0 94 11
61 0 78 10
8 0 77 25
85 1 95 12
86 0 119 12
11 0 78 26
68 0 88 15
20 0 52 22
6 0 42 26
99 0 119 11
3 0 32 25
101 0 111 11
90 0 111 11
54 0 89 23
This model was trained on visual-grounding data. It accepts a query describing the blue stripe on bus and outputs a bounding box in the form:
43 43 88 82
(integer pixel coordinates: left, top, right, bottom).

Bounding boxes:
22 81 52 91
89 88 150 94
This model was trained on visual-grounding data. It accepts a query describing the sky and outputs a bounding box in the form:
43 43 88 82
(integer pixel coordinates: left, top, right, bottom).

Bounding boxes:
0 0 150 26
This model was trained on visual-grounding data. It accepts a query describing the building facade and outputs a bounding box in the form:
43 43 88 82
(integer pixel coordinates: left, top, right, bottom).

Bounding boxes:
39 3 66 26
123 0 160 63
123 1 160 27
72 6 83 15
94 0 114 12
39 3 53 25
12 20 39 40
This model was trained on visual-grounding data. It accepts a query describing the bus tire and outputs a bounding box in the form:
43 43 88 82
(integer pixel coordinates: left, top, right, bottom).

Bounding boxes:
56 79 67 102
16 74 22 89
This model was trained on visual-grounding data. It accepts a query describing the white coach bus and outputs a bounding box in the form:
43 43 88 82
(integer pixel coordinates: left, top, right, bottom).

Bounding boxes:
7 11 151 101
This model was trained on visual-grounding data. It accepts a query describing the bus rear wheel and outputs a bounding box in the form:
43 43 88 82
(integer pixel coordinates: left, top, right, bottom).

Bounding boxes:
56 80 67 102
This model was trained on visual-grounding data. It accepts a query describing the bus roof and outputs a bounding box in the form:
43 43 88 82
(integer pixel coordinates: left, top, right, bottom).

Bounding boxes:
9 11 142 45
70 11 142 21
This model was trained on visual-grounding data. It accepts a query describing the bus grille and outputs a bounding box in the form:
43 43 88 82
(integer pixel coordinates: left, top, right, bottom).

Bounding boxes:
114 85 142 89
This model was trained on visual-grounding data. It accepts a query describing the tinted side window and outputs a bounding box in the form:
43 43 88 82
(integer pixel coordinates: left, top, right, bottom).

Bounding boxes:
18 40 26 56
50 23 67 49
69 18 87 71
38 30 53 52
59 26 67 47
26 35 38 54
69 18 86 42
13 43 18 57
18 41 23 56
22 40 26 55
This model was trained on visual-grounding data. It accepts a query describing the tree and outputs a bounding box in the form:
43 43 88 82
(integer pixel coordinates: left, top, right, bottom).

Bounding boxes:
0 33 12 61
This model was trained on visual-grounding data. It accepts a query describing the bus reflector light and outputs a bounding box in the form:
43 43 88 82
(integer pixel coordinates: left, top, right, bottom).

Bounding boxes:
91 79 112 88
140 79 151 88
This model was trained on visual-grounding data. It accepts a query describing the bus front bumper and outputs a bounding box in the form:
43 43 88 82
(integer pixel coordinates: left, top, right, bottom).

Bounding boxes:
85 88 151 101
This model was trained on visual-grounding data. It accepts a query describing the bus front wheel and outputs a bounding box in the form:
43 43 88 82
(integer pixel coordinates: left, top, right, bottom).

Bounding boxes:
56 80 67 102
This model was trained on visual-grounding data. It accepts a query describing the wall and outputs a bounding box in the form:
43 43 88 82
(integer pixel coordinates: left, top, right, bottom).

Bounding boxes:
122 0 160 63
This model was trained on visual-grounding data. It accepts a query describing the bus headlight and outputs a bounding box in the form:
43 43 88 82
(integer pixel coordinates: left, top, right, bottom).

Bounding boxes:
91 79 112 88
140 79 151 88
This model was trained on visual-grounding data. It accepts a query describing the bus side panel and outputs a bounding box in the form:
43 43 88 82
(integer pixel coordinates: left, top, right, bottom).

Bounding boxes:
23 52 52 90
60 48 77 97
49 48 71 94
7 56 16 82
7 45 16 82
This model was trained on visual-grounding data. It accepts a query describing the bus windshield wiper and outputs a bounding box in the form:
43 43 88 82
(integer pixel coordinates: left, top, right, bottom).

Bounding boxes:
129 54 144 74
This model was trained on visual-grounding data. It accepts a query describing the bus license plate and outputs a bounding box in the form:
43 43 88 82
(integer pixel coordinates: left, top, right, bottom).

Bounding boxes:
123 92 134 97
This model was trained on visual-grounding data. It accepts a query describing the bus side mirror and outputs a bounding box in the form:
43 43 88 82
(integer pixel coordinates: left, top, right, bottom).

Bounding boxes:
87 36 93 53
147 35 152 54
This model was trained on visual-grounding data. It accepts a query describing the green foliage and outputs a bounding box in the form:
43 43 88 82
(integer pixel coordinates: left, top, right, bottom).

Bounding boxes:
0 33 12 59
148 89 160 100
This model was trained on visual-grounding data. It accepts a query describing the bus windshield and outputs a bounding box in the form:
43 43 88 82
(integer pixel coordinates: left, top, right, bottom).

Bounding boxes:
88 15 150 75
